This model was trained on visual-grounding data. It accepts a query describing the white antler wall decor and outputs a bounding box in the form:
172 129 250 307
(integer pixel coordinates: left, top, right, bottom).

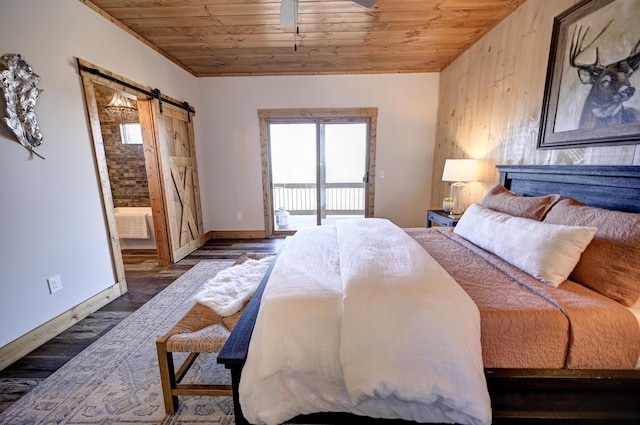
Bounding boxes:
0 54 45 159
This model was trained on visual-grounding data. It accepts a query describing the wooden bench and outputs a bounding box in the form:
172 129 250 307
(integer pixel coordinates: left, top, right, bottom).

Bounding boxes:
156 253 271 414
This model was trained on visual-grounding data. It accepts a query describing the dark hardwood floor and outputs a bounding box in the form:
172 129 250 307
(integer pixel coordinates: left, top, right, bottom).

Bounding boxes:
0 238 283 414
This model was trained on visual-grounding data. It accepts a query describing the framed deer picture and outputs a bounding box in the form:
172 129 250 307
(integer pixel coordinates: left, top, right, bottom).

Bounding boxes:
538 0 640 149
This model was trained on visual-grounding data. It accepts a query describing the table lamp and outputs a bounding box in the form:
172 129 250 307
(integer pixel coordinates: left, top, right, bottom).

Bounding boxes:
441 159 478 217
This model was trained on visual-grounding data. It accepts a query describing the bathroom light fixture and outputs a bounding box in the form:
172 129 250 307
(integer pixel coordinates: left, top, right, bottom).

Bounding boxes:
105 92 138 120
442 159 478 217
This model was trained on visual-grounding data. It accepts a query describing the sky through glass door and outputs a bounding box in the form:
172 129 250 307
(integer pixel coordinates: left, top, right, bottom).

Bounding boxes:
269 120 367 232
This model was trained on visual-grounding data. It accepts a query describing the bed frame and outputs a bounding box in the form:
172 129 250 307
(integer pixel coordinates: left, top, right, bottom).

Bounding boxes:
218 165 640 425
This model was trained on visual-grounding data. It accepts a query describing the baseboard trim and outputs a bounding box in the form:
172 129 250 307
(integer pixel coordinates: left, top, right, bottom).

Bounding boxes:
209 230 268 239
0 281 125 371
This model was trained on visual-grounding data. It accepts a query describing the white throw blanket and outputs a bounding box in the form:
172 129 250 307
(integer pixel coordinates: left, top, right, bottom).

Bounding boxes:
239 219 491 425
193 256 274 316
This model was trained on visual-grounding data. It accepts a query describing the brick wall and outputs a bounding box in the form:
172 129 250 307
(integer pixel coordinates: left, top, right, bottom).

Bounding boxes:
95 85 150 208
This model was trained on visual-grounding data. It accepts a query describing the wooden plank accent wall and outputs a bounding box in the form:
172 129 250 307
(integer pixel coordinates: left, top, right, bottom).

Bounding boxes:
431 0 640 209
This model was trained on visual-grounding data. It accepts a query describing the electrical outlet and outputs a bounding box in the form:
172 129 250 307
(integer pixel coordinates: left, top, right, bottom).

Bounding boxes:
236 213 242 221
47 275 62 294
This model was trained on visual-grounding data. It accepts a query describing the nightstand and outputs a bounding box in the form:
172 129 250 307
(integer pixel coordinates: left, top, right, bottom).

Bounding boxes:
427 210 460 228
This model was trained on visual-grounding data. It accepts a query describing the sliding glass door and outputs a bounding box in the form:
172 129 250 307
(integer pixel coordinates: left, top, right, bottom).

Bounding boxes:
322 122 367 225
268 119 369 232
269 123 318 229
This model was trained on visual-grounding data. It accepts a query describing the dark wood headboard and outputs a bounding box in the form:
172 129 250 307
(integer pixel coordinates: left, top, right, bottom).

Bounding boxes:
497 165 640 213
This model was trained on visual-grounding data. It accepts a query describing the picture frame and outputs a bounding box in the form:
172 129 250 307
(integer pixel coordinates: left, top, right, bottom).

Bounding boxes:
537 0 640 149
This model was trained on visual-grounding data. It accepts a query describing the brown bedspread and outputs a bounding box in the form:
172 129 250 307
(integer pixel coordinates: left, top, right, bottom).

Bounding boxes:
405 228 640 370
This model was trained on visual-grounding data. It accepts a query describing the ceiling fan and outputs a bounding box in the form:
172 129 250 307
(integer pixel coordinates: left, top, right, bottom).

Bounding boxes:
280 0 378 32
351 0 378 6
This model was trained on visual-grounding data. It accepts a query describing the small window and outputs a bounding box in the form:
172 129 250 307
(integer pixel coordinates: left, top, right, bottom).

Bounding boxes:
120 122 143 145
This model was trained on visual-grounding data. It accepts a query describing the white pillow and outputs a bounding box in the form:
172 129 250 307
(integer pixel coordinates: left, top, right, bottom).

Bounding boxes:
454 203 597 288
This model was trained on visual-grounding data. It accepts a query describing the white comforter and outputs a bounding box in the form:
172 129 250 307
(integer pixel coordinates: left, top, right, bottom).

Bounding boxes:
239 219 491 425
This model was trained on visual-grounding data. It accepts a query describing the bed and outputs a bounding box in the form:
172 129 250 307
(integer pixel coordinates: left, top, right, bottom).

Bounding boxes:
218 164 640 425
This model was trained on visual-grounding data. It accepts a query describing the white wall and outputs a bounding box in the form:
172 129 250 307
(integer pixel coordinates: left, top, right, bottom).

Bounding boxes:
0 0 197 347
196 73 439 231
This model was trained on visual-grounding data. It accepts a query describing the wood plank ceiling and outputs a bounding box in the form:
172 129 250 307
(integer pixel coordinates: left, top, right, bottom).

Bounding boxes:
81 0 528 77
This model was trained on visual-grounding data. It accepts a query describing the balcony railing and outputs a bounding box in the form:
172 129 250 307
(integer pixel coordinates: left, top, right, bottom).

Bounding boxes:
273 183 365 216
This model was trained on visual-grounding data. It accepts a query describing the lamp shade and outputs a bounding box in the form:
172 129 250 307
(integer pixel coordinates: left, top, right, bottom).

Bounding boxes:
442 159 478 182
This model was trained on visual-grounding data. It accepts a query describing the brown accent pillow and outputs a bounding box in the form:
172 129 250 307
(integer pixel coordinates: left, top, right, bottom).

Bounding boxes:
543 198 640 307
481 184 560 220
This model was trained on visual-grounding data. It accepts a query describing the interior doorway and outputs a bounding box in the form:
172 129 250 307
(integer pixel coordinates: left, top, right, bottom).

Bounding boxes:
78 59 206 293
93 85 158 254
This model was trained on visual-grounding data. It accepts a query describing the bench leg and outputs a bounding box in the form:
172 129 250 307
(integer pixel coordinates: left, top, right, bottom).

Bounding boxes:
156 339 179 414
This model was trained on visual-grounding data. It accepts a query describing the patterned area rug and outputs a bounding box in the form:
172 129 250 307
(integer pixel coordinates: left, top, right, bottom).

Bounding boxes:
0 259 247 425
